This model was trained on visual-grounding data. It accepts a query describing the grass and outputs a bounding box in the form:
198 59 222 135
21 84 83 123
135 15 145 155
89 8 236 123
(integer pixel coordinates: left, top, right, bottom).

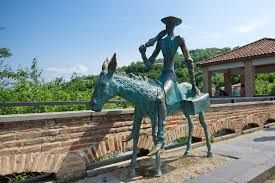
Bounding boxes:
0 172 47 183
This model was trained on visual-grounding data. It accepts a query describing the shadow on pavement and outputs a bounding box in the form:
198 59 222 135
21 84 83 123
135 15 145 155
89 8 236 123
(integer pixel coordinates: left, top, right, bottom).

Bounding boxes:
254 136 275 142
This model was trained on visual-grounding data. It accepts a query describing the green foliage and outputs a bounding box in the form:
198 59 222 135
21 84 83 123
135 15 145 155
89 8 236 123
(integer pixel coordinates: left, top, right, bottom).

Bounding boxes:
256 73 275 95
176 136 187 143
0 48 12 58
0 172 46 183
96 154 111 161
1 47 274 115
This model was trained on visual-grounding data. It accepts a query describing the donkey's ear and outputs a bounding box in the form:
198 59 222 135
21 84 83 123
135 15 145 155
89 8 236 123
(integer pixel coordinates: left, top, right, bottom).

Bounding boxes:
108 53 117 75
102 57 109 71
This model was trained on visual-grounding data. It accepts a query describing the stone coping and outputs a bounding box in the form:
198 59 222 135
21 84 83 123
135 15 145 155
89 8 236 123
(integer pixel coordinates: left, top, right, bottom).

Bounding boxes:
0 101 274 123
0 109 134 123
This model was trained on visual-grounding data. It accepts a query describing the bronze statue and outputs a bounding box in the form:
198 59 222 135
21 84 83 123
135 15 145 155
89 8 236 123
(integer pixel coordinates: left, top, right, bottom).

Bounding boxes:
90 16 212 178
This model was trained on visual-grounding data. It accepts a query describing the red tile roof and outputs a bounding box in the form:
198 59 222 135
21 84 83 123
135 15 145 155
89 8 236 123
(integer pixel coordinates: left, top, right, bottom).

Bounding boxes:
198 38 275 66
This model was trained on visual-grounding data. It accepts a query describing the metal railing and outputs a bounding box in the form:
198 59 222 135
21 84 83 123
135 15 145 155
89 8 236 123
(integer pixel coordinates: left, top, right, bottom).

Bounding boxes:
210 96 275 104
0 100 128 107
0 96 274 107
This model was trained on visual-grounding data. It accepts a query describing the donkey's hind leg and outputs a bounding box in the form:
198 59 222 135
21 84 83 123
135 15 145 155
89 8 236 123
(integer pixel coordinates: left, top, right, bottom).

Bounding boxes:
184 113 194 156
199 112 213 157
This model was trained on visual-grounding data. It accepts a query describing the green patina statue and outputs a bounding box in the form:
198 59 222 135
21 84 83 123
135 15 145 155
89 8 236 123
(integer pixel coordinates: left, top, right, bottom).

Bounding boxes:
90 16 212 178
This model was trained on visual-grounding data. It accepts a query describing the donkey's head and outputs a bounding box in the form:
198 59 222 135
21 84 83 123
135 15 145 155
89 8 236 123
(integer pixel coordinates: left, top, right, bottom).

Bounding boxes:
90 53 118 112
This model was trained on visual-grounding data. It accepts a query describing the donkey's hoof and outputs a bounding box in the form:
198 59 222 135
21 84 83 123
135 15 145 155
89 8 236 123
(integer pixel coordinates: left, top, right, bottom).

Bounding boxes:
184 151 192 157
128 171 136 178
154 170 162 177
207 152 213 158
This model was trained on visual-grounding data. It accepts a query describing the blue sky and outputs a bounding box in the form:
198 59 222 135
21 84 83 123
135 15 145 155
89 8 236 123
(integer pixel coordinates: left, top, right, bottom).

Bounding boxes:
1 0 275 80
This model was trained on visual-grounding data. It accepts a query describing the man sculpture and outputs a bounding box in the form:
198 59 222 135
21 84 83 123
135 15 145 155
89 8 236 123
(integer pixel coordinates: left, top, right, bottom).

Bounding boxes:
138 16 197 155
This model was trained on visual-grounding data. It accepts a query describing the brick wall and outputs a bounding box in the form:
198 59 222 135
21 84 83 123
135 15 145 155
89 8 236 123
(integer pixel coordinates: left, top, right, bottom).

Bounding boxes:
0 101 274 180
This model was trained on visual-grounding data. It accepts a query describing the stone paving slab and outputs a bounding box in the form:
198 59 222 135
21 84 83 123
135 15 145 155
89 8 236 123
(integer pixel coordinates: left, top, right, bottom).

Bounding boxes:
192 127 275 183
76 126 275 183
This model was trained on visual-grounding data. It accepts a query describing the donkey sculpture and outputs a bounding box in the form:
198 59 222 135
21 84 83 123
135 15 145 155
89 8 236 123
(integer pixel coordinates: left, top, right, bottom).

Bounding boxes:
90 53 212 177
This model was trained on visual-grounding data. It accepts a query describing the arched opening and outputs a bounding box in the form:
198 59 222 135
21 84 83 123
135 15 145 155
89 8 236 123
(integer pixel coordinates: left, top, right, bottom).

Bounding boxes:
165 136 203 149
264 119 275 125
242 123 259 131
192 136 203 143
138 148 150 157
213 128 235 137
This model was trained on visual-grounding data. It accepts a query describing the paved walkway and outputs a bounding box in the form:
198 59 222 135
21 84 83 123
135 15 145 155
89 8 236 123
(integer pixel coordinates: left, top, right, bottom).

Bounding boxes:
76 126 275 183
187 126 275 183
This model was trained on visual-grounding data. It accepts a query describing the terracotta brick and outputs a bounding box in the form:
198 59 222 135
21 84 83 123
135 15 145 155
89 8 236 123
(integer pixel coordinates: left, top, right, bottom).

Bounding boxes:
0 157 2 174
9 155 15 173
84 148 95 161
23 138 45 146
70 143 94 150
37 154 48 171
61 140 79 147
108 138 115 152
0 134 16 142
41 142 61 152
18 154 27 173
52 154 65 172
14 154 23 173
16 131 41 140
99 141 107 155
41 129 60 136
0 140 23 149
0 147 18 156
96 143 103 157
104 139 110 152
114 136 118 151
24 153 33 172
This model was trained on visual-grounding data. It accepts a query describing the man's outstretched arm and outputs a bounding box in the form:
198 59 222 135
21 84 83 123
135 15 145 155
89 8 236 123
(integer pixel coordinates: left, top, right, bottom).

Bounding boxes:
139 41 161 69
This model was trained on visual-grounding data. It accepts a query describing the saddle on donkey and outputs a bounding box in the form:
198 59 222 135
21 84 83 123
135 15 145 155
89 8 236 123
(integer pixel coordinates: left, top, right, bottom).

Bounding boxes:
164 81 210 115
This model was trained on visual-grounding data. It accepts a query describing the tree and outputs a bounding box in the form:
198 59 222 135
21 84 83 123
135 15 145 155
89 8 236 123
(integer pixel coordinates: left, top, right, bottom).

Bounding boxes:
0 48 12 59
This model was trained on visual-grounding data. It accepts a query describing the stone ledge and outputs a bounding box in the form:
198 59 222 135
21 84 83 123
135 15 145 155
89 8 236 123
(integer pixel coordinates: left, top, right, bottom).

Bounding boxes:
0 109 134 123
1 100 274 123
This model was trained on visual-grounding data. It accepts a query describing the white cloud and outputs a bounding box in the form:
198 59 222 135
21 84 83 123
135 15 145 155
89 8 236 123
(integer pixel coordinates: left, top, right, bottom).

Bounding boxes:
234 17 269 33
235 25 256 33
178 23 193 30
45 64 88 75
43 64 89 81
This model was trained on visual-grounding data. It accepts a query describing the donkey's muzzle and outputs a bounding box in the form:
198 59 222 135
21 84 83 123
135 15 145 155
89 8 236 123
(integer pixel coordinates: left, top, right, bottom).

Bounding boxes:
90 99 102 112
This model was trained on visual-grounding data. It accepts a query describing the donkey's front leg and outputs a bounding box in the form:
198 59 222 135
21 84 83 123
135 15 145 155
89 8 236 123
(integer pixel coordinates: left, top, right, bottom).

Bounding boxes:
184 113 194 156
199 112 213 157
151 114 163 177
129 108 143 178
154 150 162 177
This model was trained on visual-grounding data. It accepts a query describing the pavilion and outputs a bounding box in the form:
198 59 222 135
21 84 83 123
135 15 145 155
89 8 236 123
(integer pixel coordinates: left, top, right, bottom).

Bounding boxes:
198 38 275 97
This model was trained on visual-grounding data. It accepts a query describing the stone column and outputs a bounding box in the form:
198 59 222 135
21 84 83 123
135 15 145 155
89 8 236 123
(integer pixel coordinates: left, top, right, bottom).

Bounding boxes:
224 70 232 96
244 61 255 97
203 67 212 96
240 74 245 85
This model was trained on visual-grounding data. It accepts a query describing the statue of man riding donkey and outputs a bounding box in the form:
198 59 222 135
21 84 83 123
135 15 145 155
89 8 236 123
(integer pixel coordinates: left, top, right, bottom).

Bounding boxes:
90 16 213 177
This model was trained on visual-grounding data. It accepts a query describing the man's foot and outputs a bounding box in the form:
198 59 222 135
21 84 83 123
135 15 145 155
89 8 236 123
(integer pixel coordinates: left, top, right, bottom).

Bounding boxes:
123 135 132 142
148 143 164 156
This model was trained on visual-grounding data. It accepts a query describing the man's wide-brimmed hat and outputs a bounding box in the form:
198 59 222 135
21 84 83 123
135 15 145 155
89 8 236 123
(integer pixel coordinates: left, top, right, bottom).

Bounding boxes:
161 16 182 26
